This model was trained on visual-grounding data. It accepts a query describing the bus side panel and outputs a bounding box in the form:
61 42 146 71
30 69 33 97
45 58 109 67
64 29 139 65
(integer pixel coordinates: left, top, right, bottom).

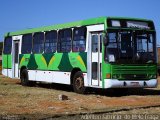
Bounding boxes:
2 54 7 68
47 53 63 70
19 52 87 85
2 54 7 76
20 52 87 72
2 54 12 77
8 54 12 69
68 52 87 72
19 54 31 69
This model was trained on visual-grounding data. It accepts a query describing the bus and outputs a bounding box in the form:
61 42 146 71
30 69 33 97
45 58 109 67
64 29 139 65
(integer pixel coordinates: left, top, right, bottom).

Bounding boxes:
2 17 157 94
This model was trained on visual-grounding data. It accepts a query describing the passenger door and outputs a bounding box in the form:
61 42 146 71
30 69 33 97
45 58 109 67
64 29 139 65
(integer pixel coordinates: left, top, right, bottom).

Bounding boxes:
13 40 20 78
91 33 102 86
12 36 21 78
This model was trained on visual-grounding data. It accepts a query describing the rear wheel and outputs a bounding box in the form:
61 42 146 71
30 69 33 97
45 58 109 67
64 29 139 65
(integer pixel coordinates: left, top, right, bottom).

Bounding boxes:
20 69 34 86
73 71 86 94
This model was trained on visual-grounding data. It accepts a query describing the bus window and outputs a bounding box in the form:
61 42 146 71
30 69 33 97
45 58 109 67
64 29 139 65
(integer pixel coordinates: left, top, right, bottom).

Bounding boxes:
100 34 102 52
148 34 153 52
45 31 57 53
33 32 44 53
73 27 86 52
92 35 98 52
58 29 72 52
3 37 12 54
21 34 32 54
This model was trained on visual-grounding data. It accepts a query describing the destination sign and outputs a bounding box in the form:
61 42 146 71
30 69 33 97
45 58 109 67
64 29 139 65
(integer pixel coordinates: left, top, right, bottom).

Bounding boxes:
108 19 154 30
127 21 150 29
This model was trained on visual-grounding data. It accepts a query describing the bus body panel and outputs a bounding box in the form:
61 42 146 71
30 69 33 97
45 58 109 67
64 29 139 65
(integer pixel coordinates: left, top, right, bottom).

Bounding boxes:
19 52 87 72
2 54 12 69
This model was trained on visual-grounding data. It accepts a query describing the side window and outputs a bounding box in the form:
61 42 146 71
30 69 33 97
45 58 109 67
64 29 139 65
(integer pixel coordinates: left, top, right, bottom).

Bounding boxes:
45 31 57 53
3 37 12 54
33 32 44 53
58 29 72 52
73 27 86 52
21 34 32 54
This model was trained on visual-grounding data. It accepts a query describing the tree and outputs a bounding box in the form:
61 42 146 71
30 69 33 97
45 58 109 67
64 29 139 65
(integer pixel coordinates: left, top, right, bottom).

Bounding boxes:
0 42 3 55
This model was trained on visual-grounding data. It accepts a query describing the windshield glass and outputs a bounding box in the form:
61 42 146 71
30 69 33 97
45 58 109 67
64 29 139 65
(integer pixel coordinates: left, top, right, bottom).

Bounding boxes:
105 30 156 64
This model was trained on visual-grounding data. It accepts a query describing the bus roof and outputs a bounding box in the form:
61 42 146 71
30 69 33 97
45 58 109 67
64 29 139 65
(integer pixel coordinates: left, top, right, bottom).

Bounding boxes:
5 16 153 37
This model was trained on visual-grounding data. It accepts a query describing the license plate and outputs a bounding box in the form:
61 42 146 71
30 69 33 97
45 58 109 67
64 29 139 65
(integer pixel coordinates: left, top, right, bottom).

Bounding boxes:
130 82 140 86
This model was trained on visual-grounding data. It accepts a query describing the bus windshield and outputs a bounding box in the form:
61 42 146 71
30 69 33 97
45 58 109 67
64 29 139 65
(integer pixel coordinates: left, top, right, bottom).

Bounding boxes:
105 30 156 64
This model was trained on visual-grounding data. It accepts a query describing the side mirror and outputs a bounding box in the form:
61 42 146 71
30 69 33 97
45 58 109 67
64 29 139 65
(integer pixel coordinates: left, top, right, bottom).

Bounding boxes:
103 33 109 46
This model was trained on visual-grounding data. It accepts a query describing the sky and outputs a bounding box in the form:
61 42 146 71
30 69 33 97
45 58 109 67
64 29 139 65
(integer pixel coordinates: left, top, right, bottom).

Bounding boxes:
0 0 160 44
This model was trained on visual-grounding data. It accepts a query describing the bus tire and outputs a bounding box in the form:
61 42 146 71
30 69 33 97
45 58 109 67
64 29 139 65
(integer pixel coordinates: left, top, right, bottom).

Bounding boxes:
73 71 86 94
20 69 31 86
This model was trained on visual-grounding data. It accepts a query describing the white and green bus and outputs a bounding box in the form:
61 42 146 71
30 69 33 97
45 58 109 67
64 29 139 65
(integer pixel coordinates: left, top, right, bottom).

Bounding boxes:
2 17 157 93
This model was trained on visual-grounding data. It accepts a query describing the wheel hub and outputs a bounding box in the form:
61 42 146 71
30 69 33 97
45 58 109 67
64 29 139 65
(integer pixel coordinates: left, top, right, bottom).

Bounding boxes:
75 77 83 89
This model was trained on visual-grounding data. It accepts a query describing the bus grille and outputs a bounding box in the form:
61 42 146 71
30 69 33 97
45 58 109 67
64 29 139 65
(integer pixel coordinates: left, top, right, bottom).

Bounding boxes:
111 65 156 80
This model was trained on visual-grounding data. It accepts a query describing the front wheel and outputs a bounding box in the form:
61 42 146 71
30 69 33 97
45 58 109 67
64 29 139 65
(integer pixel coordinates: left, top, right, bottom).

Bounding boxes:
73 71 86 94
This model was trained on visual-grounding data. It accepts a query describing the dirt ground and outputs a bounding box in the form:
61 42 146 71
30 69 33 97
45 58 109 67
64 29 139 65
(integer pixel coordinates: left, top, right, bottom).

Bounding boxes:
0 74 160 119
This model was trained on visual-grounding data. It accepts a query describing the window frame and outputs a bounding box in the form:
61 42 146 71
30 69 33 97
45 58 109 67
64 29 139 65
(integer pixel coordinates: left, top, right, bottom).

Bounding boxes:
32 32 45 54
107 31 118 49
44 30 57 53
57 28 72 52
73 26 87 52
21 33 33 54
3 37 12 54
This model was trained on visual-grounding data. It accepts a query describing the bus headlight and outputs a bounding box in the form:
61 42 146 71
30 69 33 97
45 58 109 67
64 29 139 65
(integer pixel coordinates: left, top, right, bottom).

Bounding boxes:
112 74 117 79
108 54 115 62
152 74 156 78
112 74 120 79
149 74 156 79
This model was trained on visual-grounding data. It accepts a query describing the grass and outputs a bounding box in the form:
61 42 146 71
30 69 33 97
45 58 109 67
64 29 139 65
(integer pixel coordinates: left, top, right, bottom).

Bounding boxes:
0 61 2 75
0 74 160 119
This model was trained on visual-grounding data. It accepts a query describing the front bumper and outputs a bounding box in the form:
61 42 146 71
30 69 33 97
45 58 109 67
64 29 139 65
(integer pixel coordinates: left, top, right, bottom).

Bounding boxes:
104 79 158 88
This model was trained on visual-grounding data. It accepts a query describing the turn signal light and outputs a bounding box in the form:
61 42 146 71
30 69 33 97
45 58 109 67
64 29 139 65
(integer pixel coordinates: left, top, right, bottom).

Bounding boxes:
106 73 111 79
